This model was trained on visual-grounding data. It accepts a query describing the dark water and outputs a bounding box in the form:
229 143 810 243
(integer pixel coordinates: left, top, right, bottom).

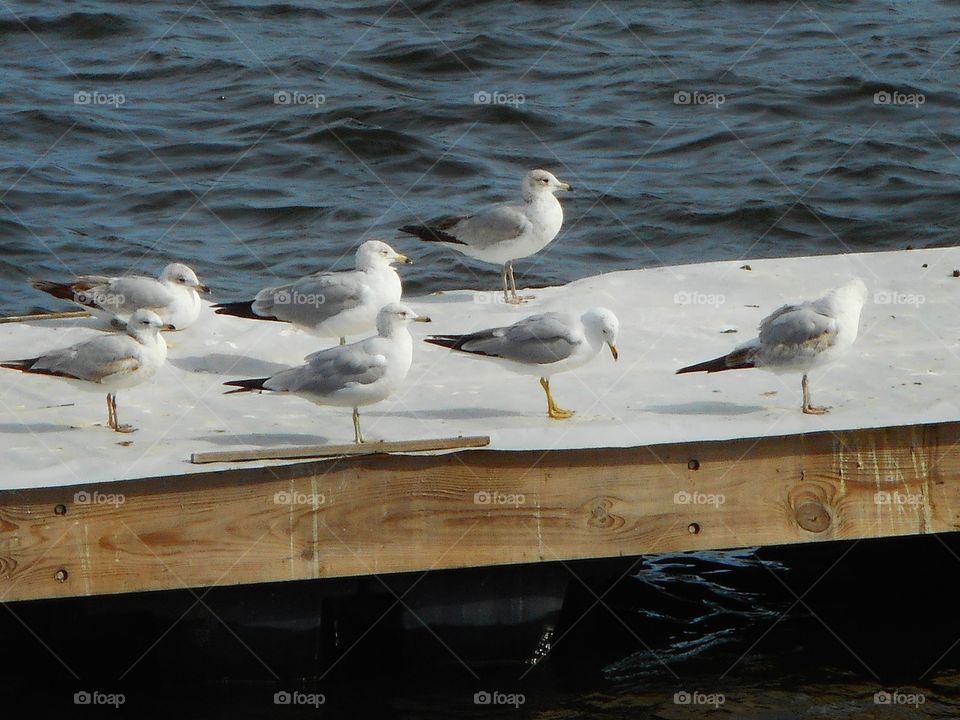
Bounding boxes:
2 0 960 315
3 0 960 715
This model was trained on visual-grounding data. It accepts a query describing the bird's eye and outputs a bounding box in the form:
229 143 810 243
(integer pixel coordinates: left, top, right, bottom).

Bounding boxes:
540 178 549 183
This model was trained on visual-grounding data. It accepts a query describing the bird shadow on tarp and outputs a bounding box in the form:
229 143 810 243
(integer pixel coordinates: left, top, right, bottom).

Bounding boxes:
169 353 291 377
643 401 766 416
369 407 518 421
0 422 73 434
195 432 329 447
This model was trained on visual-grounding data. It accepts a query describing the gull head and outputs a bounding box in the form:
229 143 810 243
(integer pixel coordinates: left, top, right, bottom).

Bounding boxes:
357 239 413 269
582 307 620 361
523 169 573 198
834 277 869 308
126 309 172 339
160 263 210 293
376 302 431 336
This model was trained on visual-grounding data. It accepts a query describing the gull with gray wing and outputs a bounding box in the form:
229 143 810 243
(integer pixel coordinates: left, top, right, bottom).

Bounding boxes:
224 303 431 444
425 308 619 419
213 240 412 346
399 169 572 304
31 262 209 330
1 309 172 432
676 279 868 414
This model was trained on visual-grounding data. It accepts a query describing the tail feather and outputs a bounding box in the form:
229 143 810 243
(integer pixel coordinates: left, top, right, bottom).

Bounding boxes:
213 300 280 322
676 349 755 374
0 358 38 372
0 358 77 380
424 334 467 352
30 279 94 307
223 377 271 394
398 225 467 246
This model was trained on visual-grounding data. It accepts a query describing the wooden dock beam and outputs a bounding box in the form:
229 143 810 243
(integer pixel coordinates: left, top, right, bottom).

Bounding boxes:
2 421 959 603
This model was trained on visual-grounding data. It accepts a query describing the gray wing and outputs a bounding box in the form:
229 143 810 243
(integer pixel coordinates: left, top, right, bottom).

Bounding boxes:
266 343 388 396
33 335 140 382
102 276 177 314
758 303 838 356
252 271 365 325
455 312 581 365
450 203 531 251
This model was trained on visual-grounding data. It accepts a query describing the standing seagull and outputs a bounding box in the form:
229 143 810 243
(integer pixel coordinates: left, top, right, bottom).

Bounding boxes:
676 279 868 414
399 169 572 304
223 303 431 444
31 263 209 330
213 240 412 345
425 308 619 419
1 309 171 432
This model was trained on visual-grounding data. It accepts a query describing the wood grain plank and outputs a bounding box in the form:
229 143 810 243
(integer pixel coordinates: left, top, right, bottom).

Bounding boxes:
2 421 960 602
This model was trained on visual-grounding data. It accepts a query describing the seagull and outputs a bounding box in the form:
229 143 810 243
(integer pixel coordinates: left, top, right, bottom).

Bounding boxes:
676 278 868 414
1 309 171 432
213 240 412 345
223 303 431 444
425 308 619 419
31 263 209 331
398 169 572 304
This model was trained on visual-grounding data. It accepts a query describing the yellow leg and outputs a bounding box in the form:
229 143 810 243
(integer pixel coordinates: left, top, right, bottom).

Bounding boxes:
540 377 574 419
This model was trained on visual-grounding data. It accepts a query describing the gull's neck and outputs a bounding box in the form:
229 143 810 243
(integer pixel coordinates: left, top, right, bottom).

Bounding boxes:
358 258 394 274
377 320 411 340
128 328 160 347
522 188 556 205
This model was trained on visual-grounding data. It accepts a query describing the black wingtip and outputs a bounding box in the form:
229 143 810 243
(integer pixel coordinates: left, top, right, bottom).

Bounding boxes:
676 353 754 374
424 335 464 351
212 301 281 322
398 225 467 246
223 377 270 394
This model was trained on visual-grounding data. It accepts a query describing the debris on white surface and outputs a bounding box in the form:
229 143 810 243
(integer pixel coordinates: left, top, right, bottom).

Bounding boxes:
1 247 958 489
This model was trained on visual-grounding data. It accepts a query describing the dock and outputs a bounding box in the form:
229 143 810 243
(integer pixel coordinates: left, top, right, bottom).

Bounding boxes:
2 247 959 604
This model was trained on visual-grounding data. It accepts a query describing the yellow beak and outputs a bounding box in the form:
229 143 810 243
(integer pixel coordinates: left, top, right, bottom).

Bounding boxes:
609 344 619 361
397 254 413 265
415 315 431 323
